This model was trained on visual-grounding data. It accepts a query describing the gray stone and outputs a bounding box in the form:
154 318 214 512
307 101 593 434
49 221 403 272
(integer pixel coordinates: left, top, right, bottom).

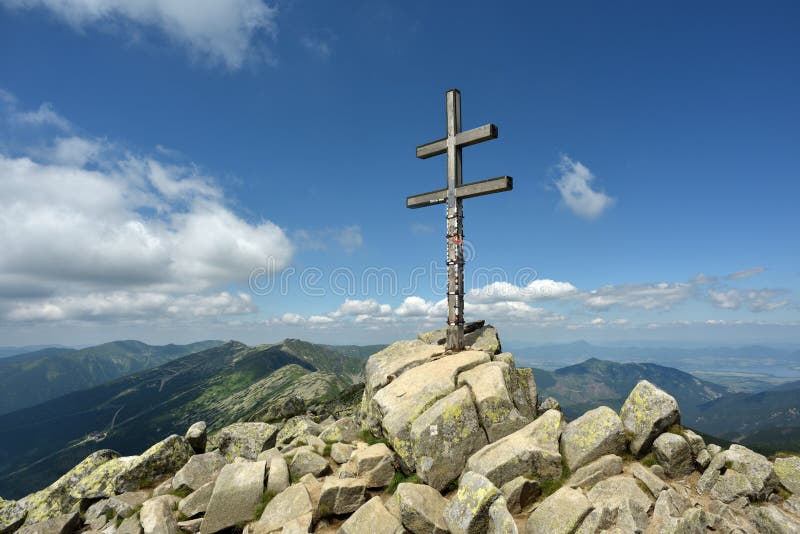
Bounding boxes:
466 409 563 488
567 454 623 489
710 470 755 503
256 447 282 467
749 505 800 533
371 350 491 471
706 443 723 457
265 455 290 496
783 495 800 515
775 456 800 494
176 518 201 534
696 448 712 469
140 496 178 534
682 428 706 457
177 482 213 519
524 487 593 534
500 476 539 514
352 443 395 488
514 367 538 420
318 416 360 444
457 361 529 442
208 422 277 462
631 463 668 497
538 397 560 414
330 443 355 464
251 484 313 533
410 386 488 490
19 449 119 523
119 435 195 493
152 476 175 497
297 474 322 523
185 422 207 454
586 475 652 532
396 482 448 534
318 477 366 516
653 432 694 478
560 406 626 472
619 380 680 456
15 512 80 534
172 451 226 492
85 499 115 529
338 496 404 534
574 506 615 534
289 449 330 479
117 512 143 534
487 496 517 534
200 460 265 534
69 456 139 499
444 471 501 534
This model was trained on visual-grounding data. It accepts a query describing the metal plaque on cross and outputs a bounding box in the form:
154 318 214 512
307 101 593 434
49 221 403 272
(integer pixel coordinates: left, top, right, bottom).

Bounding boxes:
407 89 512 352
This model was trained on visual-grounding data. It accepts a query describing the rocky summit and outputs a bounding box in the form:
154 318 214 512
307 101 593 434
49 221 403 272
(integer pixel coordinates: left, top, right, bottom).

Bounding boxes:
2 325 800 533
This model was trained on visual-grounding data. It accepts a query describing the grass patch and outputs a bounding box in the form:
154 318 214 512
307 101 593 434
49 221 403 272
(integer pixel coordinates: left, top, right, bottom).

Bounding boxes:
386 472 420 494
540 463 571 499
641 453 657 467
667 424 686 439
359 429 389 446
169 486 192 499
771 451 800 459
323 443 332 457
255 491 274 518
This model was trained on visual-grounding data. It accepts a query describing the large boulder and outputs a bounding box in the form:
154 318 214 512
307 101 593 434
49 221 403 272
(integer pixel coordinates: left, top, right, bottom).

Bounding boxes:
444 471 502 534
396 482 448 534
275 417 322 447
352 443 395 488
185 422 207 454
410 386 488 490
172 451 226 492
466 409 564 488
140 495 179 534
178 482 214 519
775 456 800 494
585 475 653 531
500 476 539 514
15 511 80 534
0 499 27 533
566 454 623 489
619 380 680 456
208 422 278 461
514 367 538 420
338 496 404 534
652 432 694 478
318 416 360 444
457 361 529 442
288 449 330 479
698 444 778 502
524 487 593 534
368 350 490 471
559 406 626 472
119 435 195 493
265 456 290 496
70 456 139 499
19 448 119 522
318 477 367 516
200 461 266 534
249 484 313 533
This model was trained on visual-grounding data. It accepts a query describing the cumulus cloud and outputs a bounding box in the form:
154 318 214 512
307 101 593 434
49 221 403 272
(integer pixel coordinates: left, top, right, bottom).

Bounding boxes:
329 298 391 318
468 279 577 304
554 155 614 219
727 266 766 280
1 0 279 69
583 282 692 311
0 93 294 325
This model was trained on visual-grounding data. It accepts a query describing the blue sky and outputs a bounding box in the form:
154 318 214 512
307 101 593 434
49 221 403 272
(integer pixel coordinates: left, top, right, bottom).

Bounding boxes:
0 0 798 346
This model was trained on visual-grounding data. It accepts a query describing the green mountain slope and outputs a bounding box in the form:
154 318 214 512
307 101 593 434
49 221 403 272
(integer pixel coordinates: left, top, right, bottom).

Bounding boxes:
0 340 223 415
0 339 365 498
533 358 729 422
690 385 800 450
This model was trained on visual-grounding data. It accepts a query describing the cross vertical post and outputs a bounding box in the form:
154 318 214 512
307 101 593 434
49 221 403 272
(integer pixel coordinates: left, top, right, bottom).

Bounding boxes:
408 89 512 352
445 89 465 351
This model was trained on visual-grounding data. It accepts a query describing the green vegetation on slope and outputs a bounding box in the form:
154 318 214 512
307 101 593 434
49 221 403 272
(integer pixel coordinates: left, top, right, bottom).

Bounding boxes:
0 338 367 498
0 340 224 415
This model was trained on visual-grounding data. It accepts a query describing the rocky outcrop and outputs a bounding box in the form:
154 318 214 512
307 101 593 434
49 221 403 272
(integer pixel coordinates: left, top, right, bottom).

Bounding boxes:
620 380 680 456
5 327 800 534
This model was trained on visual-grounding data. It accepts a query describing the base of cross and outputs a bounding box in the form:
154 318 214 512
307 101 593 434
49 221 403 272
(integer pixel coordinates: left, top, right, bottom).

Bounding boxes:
444 320 486 353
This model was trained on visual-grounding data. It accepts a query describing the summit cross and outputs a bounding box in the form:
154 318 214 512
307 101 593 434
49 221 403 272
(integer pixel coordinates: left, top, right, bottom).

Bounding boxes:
407 88 513 352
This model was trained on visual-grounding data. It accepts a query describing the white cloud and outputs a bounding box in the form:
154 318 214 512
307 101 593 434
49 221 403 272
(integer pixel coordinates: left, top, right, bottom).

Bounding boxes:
554 155 614 219
0 94 294 325
11 102 71 130
395 296 434 317
583 282 692 310
468 279 577 303
727 266 766 280
708 288 789 312
329 299 391 318
1 0 279 69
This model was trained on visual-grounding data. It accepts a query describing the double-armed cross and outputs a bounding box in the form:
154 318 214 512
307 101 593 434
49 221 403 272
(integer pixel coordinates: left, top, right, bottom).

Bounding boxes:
407 89 512 351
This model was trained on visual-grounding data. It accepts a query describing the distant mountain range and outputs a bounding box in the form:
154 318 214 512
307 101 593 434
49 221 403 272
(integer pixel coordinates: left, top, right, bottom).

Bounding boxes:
0 340 224 415
0 338 369 498
510 340 800 392
0 344 71 359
